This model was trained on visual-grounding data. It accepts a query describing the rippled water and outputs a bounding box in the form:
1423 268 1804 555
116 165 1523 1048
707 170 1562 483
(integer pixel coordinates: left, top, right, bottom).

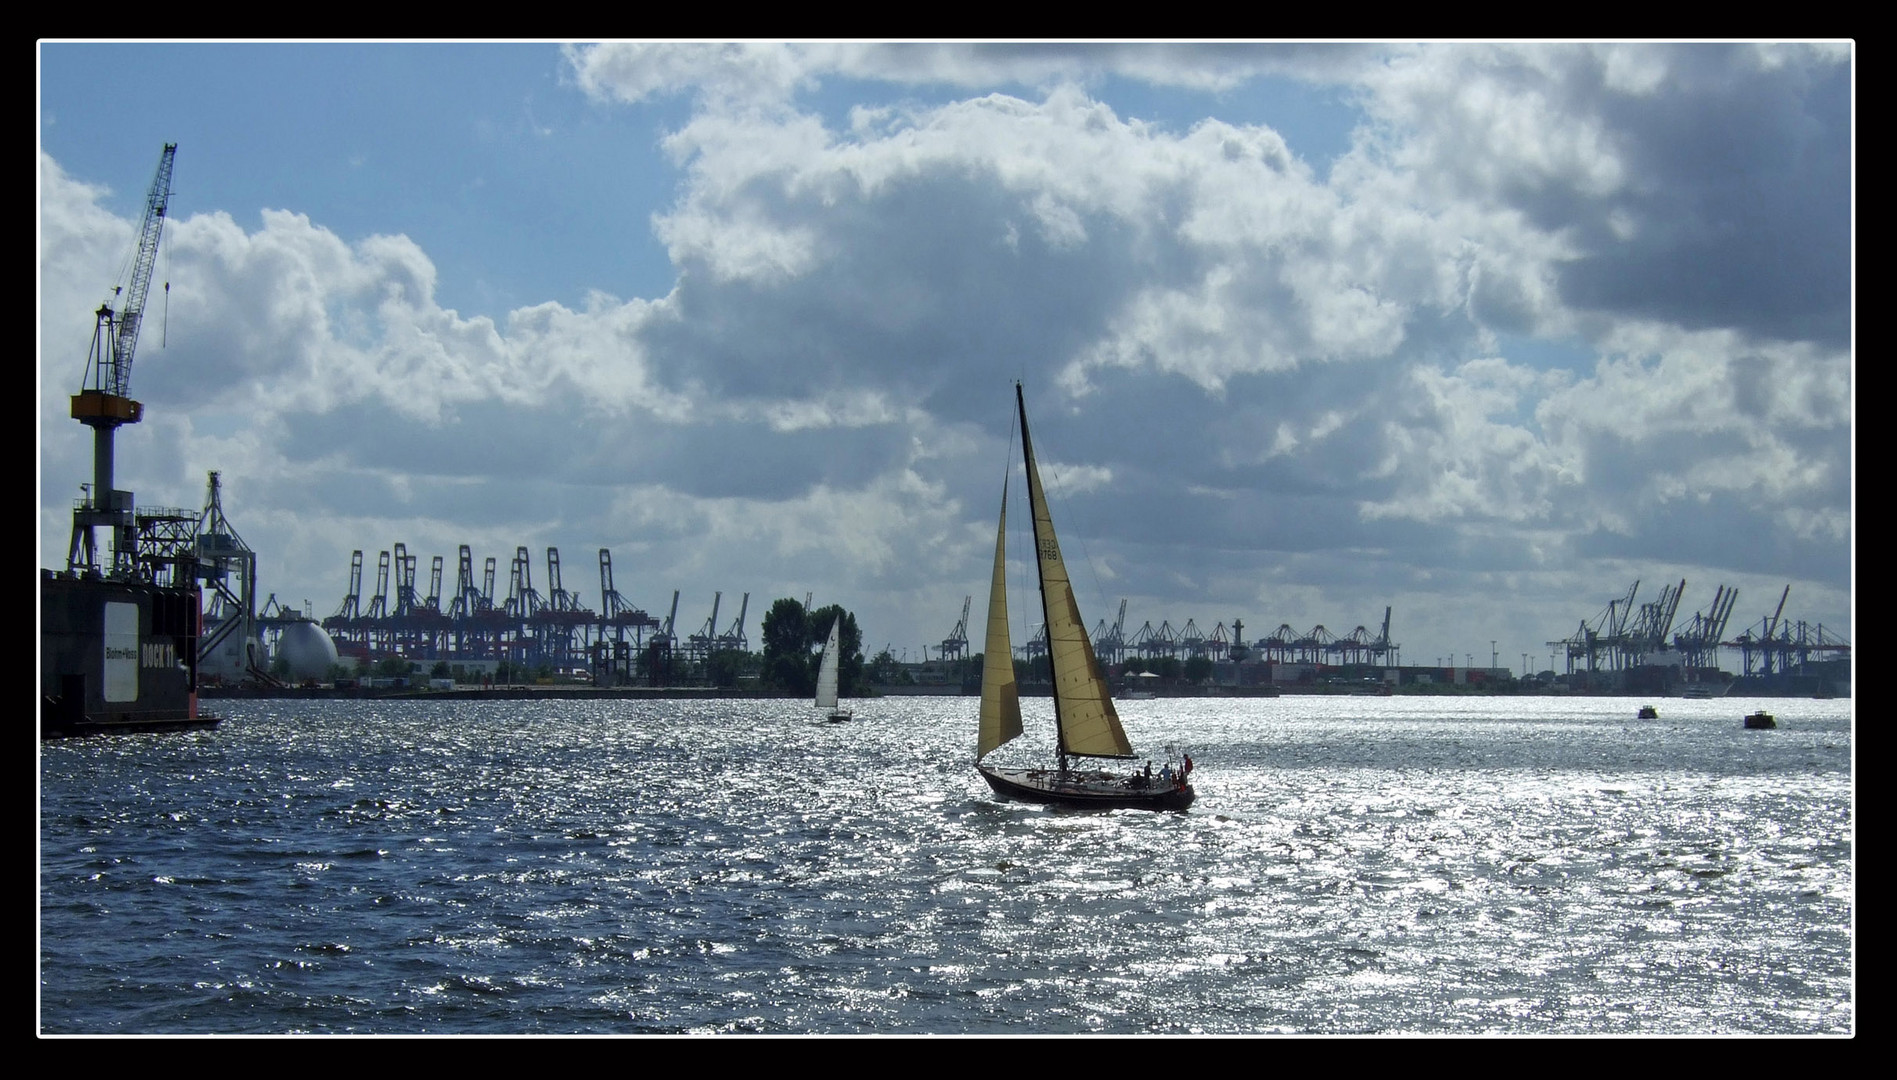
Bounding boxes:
39 695 1853 1034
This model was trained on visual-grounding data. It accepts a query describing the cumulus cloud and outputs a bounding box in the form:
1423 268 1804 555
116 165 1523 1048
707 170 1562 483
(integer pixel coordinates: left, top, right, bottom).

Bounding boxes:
1350 43 1851 346
41 42 1851 665
565 42 1387 110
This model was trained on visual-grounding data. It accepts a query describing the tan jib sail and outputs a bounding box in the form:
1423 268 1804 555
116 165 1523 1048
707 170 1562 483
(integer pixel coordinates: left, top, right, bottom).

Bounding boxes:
1017 384 1134 759
977 483 1022 759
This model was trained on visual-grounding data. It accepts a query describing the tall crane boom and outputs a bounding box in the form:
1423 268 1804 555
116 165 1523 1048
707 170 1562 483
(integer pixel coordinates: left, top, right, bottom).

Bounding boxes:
82 142 176 407
940 595 972 662
67 143 177 578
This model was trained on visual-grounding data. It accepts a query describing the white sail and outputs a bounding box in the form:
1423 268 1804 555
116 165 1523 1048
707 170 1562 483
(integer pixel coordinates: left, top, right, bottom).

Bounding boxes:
977 484 1022 760
1017 385 1133 759
815 618 841 710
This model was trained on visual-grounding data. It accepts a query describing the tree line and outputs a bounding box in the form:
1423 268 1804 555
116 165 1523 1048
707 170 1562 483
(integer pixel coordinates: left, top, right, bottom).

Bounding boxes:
761 597 863 696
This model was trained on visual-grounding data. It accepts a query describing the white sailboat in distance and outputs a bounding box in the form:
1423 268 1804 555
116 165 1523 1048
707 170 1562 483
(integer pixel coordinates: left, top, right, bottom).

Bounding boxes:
816 617 851 722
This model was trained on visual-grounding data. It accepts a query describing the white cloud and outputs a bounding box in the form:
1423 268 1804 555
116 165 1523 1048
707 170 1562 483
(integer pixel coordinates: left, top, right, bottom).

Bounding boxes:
565 42 1387 110
1536 329 1852 516
41 43 1852 669
1360 358 1576 527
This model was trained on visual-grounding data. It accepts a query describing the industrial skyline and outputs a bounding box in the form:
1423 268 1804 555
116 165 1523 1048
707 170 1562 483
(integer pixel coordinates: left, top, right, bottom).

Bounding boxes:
38 43 1854 675
297 533 1842 687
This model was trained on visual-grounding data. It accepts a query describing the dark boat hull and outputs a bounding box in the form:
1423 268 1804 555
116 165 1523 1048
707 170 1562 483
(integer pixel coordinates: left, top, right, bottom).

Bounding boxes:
979 764 1194 811
43 714 221 739
41 570 217 738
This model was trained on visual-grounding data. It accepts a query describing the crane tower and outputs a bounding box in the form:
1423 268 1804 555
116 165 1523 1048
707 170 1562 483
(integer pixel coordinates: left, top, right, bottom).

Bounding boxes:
68 143 177 579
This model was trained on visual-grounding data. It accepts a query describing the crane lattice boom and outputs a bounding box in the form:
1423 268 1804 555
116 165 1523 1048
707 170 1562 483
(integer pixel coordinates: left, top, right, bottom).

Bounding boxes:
81 143 176 408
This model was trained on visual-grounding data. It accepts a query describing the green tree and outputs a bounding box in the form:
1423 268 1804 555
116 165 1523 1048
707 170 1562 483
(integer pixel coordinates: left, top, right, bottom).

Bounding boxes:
1016 654 1049 683
706 648 758 688
867 649 909 685
761 597 866 695
761 597 813 693
638 640 673 686
1183 655 1214 684
952 651 980 687
807 604 864 697
374 656 415 679
962 652 985 692
431 660 453 680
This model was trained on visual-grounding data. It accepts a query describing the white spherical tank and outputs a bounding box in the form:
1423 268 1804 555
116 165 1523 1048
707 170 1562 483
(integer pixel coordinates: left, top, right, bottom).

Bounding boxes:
277 620 341 681
202 625 265 682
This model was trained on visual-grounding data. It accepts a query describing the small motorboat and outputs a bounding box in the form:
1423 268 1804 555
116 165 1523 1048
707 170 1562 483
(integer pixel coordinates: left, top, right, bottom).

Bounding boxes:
1637 704 1659 719
1743 710 1777 730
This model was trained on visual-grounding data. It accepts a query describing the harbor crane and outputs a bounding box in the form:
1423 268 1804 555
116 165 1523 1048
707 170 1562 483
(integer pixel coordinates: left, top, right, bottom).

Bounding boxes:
68 143 177 579
1551 580 1641 673
1673 584 1739 669
1763 585 1791 673
426 556 444 613
1733 585 1793 676
597 548 659 646
366 552 391 620
1626 579 1686 659
333 551 365 621
660 591 681 648
195 472 262 680
718 593 750 652
1094 599 1129 665
940 596 971 663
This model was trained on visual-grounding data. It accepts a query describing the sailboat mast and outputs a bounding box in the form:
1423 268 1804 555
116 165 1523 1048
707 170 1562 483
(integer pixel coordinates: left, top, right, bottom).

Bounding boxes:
1016 382 1068 761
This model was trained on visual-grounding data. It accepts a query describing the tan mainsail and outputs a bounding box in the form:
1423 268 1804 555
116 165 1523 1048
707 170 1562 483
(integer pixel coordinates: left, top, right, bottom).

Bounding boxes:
976 485 1023 759
1017 385 1134 759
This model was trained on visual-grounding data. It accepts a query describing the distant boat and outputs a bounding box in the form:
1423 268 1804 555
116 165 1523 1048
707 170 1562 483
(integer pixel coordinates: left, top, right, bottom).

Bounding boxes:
1122 672 1160 699
974 384 1194 812
1638 704 1659 719
1682 682 1730 699
815 618 851 723
1744 710 1777 730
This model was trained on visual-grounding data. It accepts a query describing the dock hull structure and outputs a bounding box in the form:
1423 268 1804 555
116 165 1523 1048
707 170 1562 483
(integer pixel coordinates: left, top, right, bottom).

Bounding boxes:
41 571 217 738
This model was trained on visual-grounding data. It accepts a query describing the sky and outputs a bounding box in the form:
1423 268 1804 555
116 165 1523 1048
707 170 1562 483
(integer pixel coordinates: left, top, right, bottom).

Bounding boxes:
37 42 1854 674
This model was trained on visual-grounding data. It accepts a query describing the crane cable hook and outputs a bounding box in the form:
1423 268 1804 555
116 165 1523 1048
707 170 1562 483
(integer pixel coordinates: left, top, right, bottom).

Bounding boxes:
161 223 172 348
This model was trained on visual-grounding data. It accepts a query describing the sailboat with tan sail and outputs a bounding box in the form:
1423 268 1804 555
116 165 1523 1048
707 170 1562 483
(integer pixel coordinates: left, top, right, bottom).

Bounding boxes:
974 383 1195 811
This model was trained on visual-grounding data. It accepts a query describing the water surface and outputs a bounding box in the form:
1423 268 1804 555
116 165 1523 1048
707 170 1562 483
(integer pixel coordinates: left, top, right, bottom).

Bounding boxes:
39 695 1853 1034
